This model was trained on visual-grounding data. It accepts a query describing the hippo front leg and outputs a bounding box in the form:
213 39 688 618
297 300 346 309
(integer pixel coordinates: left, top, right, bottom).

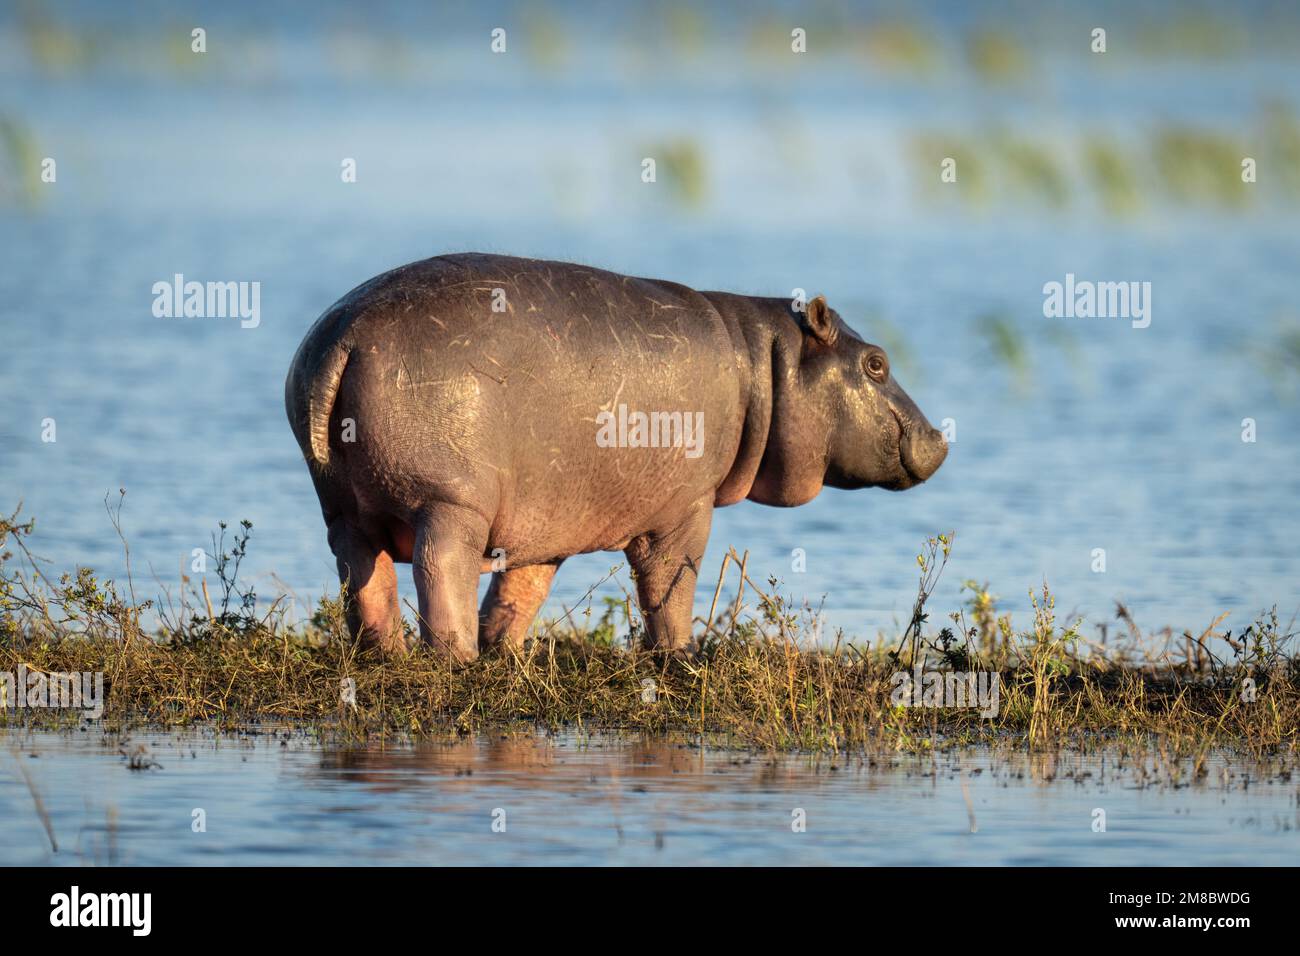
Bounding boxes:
625 497 712 653
411 504 491 662
479 562 561 652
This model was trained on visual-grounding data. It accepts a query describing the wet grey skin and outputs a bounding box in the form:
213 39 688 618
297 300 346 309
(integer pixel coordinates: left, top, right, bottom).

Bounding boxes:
285 253 948 661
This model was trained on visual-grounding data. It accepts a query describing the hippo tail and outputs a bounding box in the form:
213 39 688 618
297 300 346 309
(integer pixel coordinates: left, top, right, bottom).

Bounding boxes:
285 337 351 473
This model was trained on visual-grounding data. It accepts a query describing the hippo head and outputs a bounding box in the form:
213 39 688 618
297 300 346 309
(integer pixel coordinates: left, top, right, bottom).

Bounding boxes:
748 295 947 506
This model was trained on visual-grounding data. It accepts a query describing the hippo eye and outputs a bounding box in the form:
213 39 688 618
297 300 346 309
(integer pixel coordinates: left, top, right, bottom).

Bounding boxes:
863 352 889 381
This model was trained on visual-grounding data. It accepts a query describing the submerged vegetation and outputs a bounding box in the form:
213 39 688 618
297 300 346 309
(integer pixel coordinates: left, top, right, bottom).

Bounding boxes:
1 505 1296 761
912 105 1300 215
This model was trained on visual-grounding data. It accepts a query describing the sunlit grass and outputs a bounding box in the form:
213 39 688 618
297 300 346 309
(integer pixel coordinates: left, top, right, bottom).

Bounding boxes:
3 510 1294 759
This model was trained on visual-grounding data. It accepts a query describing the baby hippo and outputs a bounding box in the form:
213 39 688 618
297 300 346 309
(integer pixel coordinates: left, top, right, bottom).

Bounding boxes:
285 254 947 659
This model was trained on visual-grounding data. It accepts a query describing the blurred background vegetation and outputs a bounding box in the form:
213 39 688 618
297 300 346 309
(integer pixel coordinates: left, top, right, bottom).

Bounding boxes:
4 0 1300 216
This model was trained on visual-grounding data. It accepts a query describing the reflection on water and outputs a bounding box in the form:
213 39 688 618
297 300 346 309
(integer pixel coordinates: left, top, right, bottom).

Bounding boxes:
1 729 1296 865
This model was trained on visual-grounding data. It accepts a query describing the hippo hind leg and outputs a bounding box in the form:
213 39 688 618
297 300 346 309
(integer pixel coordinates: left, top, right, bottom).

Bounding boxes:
328 518 406 656
479 562 561 652
411 503 491 662
625 496 713 653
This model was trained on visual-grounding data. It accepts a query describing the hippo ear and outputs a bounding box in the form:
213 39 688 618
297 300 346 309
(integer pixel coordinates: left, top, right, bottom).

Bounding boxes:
804 295 838 346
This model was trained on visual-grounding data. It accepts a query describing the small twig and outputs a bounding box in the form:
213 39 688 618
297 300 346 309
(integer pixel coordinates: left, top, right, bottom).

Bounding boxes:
201 579 215 620
704 551 731 636
729 548 749 635
537 565 623 642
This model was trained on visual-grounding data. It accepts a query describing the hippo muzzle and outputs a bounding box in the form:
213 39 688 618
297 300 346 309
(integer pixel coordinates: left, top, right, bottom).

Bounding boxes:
900 421 949 486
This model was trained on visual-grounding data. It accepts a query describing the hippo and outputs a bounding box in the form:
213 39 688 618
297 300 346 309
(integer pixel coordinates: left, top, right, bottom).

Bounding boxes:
285 253 947 660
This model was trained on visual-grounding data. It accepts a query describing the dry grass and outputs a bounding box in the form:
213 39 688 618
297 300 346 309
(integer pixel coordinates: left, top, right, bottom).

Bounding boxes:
2 506 1296 759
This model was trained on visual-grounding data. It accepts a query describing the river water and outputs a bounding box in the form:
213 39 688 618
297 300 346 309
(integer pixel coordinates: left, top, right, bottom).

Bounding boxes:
2 729 1296 866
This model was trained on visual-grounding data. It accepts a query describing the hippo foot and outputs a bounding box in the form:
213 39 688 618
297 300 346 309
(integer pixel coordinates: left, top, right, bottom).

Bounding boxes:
642 639 699 662
357 628 412 659
421 636 479 664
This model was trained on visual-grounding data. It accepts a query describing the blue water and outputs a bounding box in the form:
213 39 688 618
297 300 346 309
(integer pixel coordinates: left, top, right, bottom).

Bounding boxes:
2 1 1298 646
2 730 1297 866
